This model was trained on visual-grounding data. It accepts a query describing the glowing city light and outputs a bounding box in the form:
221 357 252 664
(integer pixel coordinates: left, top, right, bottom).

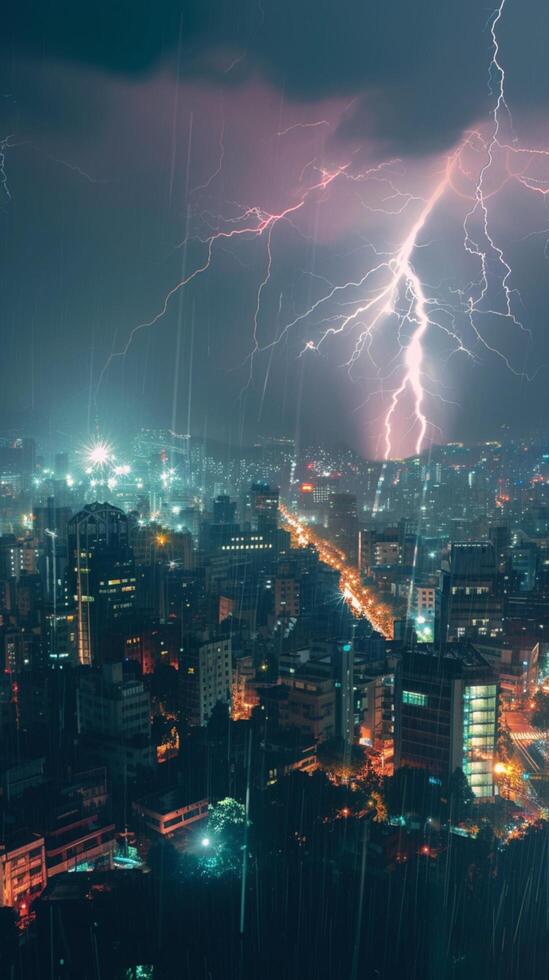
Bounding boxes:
280 504 393 638
83 439 114 470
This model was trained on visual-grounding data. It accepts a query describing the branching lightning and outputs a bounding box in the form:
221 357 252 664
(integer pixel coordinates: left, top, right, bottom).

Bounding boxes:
95 162 347 395
96 0 549 457
0 135 14 202
276 120 330 137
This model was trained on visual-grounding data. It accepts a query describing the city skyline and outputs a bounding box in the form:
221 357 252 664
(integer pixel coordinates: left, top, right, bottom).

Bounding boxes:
2 4 549 979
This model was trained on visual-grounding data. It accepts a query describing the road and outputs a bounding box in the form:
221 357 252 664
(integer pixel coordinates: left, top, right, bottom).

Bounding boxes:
280 504 395 638
505 708 549 811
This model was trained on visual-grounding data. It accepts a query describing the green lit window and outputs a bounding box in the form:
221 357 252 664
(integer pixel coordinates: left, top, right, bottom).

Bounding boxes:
402 690 428 707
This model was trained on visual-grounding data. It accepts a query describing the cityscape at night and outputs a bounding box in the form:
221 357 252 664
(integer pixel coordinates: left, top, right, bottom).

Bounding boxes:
2 3 549 979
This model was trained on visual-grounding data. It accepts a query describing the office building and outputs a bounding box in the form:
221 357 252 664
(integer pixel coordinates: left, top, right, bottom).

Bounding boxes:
68 503 136 665
438 541 503 642
274 575 300 619
212 495 237 525
249 483 279 536
395 644 498 798
77 662 153 781
180 634 232 727
328 493 358 564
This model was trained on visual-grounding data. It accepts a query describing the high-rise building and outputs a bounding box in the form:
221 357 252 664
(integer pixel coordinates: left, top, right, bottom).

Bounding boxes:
488 523 510 575
180 634 232 727
274 575 300 619
408 583 436 642
0 438 35 494
509 543 538 592
332 639 354 746
33 499 72 542
438 541 503 642
0 536 38 581
77 662 153 781
395 644 498 798
249 483 279 536
54 453 69 480
328 493 358 564
68 503 136 665
212 495 237 525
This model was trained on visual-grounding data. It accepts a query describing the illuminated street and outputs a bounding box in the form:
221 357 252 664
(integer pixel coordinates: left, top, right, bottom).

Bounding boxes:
505 709 549 811
280 504 395 639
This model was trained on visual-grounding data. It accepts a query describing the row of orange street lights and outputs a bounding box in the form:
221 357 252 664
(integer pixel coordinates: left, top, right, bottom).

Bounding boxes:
280 505 394 639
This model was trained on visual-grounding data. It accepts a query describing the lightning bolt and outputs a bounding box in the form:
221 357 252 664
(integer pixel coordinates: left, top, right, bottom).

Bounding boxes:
463 1 518 324
255 152 464 457
256 0 544 457
95 162 347 397
381 173 449 458
191 120 225 195
95 0 549 457
276 120 330 137
0 135 13 201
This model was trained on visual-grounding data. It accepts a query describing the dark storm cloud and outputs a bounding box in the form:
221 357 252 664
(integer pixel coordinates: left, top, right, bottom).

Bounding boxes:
3 0 549 454
5 0 543 156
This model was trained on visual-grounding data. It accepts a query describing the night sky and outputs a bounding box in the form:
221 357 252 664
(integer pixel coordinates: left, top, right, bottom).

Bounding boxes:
2 1 549 456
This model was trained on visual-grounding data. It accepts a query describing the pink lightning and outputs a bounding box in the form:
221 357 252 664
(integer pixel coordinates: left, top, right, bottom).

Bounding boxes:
95 161 347 397
96 0 549 458
381 170 451 458
0 135 13 201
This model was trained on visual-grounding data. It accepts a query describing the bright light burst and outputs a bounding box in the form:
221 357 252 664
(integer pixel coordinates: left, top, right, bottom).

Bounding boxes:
82 439 114 471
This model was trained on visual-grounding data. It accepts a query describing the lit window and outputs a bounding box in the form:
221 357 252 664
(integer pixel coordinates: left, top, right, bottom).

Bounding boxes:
402 690 428 707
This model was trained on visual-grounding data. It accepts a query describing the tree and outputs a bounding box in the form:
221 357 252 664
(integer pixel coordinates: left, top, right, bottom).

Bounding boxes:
369 789 388 823
531 691 549 731
317 738 368 784
497 721 513 761
200 797 247 875
386 767 440 823
151 713 178 749
448 767 474 824
208 797 247 840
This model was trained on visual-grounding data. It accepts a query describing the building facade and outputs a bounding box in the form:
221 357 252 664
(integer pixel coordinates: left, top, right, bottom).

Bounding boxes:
68 503 136 665
395 645 498 799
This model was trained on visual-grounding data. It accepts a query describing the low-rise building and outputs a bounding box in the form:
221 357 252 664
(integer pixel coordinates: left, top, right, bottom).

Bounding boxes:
133 790 208 837
46 813 115 877
283 666 336 743
0 832 46 913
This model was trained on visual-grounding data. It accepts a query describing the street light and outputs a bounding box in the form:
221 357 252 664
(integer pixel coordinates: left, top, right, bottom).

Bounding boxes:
201 837 210 848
